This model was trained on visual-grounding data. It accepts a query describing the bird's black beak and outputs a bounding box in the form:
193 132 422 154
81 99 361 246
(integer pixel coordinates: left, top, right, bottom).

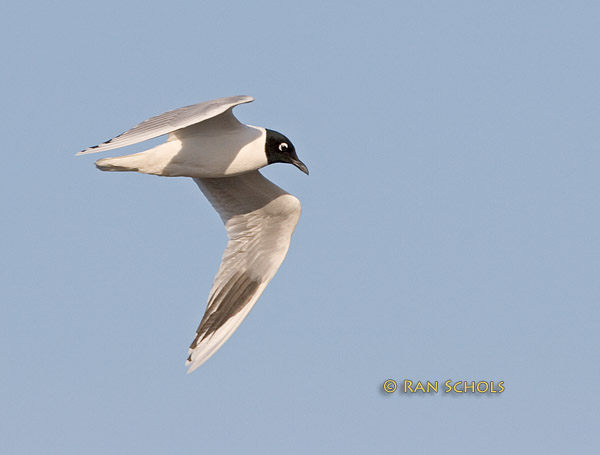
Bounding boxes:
291 158 309 175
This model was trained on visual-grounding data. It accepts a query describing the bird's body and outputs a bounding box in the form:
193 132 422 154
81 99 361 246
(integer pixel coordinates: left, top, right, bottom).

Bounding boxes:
95 118 268 178
79 96 308 372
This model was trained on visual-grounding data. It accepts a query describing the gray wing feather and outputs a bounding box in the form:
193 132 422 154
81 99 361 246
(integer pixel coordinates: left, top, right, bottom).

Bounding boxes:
77 95 253 155
186 171 302 372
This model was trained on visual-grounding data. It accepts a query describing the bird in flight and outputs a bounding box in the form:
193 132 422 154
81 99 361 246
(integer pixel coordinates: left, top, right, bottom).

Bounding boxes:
78 96 308 372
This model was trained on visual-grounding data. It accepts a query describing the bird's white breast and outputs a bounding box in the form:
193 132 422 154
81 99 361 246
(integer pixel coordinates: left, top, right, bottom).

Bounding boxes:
163 125 268 178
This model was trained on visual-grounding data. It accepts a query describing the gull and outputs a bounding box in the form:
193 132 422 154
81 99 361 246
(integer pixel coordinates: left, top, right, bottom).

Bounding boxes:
78 95 308 372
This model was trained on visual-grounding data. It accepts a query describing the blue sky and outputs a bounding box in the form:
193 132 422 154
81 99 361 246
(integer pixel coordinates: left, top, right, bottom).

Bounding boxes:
1 1 599 453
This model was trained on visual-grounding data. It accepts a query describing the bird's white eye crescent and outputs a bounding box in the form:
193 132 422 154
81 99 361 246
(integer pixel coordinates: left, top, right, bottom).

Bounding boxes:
278 143 289 152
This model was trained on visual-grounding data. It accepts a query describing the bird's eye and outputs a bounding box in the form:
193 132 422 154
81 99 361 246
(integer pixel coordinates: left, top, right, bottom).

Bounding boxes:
278 142 289 152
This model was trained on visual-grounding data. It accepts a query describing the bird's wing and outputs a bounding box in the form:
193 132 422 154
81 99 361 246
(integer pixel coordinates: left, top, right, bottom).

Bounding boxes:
186 171 302 372
77 95 254 155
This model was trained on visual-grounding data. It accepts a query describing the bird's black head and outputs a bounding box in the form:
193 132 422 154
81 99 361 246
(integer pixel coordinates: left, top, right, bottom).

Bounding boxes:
265 129 309 175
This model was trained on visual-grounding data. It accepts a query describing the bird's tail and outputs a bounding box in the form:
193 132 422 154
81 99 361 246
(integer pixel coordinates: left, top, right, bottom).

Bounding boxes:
95 152 146 172
94 140 181 175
